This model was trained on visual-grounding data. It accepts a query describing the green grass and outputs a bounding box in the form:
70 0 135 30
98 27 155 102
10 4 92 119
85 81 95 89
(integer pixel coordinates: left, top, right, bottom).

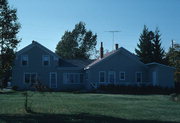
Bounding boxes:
0 91 180 123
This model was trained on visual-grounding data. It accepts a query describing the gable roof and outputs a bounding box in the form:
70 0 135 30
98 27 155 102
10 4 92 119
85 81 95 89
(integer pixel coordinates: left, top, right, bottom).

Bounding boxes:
85 47 146 69
146 62 175 70
16 41 60 59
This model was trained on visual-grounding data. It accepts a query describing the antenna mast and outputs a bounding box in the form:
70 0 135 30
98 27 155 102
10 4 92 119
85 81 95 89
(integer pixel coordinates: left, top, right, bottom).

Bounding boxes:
106 30 120 50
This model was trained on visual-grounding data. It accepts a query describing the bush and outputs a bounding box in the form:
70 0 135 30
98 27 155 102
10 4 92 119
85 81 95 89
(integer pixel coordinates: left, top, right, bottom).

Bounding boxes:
12 86 18 90
98 84 174 94
175 82 180 94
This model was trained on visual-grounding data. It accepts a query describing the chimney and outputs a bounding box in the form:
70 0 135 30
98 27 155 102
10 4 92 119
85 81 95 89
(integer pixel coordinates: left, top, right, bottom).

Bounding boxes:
115 44 119 50
32 40 36 43
100 42 104 58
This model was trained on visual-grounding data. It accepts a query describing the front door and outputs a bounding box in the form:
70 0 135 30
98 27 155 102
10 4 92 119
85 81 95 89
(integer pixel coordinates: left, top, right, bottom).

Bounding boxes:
50 72 57 88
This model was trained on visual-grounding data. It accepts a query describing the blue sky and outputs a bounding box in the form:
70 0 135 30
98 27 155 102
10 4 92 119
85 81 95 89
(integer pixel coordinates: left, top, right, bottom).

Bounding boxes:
9 0 180 53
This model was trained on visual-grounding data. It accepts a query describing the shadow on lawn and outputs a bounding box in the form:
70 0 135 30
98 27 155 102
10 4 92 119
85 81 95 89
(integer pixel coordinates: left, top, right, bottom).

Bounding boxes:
0 112 178 123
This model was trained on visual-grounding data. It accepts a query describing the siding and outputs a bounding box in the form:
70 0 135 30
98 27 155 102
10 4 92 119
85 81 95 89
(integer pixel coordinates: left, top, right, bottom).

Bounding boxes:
86 51 149 89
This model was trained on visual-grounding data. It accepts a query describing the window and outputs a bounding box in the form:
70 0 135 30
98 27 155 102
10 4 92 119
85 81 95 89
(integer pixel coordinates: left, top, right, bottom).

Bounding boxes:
108 71 115 83
85 72 88 80
24 73 30 83
21 55 28 66
99 71 106 83
42 55 50 66
50 72 57 88
120 72 125 80
80 74 84 83
136 72 142 82
63 73 83 84
24 73 37 84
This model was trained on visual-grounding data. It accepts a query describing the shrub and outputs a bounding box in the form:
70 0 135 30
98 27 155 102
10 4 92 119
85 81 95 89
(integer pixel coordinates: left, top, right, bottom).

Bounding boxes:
98 84 174 94
12 86 18 90
175 82 180 94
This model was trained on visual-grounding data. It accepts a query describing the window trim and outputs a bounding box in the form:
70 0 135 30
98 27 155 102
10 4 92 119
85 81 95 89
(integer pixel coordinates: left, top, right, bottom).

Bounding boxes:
23 72 37 84
21 55 28 66
119 71 125 80
108 71 116 84
42 55 50 66
63 73 83 84
99 71 106 83
136 72 142 83
49 72 57 88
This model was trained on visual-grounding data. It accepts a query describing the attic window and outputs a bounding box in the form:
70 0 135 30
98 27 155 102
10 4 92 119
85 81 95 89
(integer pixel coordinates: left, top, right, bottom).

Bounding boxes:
21 55 28 66
42 55 50 66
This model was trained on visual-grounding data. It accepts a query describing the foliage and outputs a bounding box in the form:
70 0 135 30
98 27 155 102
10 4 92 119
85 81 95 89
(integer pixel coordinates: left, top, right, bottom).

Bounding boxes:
166 43 180 83
56 22 97 59
99 84 174 94
0 0 21 87
152 28 165 63
135 25 165 64
12 85 18 90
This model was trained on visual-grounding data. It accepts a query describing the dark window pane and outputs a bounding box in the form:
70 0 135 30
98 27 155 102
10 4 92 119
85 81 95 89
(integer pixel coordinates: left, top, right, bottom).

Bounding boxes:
22 56 28 66
25 74 30 83
22 60 27 65
120 72 125 80
44 61 49 66
136 73 142 82
100 72 105 82
50 73 56 88
31 74 37 84
43 56 50 66
80 74 83 83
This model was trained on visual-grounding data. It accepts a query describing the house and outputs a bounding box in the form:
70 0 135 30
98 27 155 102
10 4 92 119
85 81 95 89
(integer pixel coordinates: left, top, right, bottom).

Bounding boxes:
12 41 175 90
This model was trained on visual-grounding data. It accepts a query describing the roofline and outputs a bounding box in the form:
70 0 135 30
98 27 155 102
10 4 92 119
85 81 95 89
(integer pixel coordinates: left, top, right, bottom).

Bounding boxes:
57 67 82 70
16 41 60 59
146 62 176 69
85 49 119 69
85 47 147 70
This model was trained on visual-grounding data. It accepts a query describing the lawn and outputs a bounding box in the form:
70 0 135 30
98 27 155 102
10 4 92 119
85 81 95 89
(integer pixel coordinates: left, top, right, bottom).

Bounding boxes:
0 91 180 123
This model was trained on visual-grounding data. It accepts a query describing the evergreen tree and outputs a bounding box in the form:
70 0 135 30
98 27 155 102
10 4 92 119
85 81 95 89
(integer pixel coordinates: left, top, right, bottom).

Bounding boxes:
135 25 154 63
152 28 165 64
166 43 180 83
56 22 97 59
0 0 21 87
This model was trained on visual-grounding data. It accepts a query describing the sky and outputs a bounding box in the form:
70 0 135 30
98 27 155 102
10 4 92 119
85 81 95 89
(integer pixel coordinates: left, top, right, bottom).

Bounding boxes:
8 0 180 53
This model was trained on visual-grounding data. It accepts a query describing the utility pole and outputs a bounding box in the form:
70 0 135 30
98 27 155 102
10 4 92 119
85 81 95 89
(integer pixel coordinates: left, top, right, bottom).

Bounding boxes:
172 40 174 49
105 31 120 50
171 40 175 63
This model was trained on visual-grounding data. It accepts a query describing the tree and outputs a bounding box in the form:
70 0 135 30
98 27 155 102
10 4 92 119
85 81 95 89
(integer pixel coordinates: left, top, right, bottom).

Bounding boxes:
0 0 21 87
135 25 154 63
152 28 165 64
56 22 97 59
135 26 166 64
166 43 180 83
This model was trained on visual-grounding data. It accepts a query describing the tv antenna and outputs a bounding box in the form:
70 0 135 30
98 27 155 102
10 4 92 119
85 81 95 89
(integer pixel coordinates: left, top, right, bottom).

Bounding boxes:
105 30 121 50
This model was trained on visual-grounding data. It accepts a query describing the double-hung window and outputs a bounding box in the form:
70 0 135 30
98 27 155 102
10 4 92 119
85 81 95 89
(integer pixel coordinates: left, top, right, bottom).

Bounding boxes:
63 73 83 84
99 71 106 83
24 73 37 85
21 55 28 66
108 71 115 83
136 72 142 82
120 72 125 80
42 55 50 66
